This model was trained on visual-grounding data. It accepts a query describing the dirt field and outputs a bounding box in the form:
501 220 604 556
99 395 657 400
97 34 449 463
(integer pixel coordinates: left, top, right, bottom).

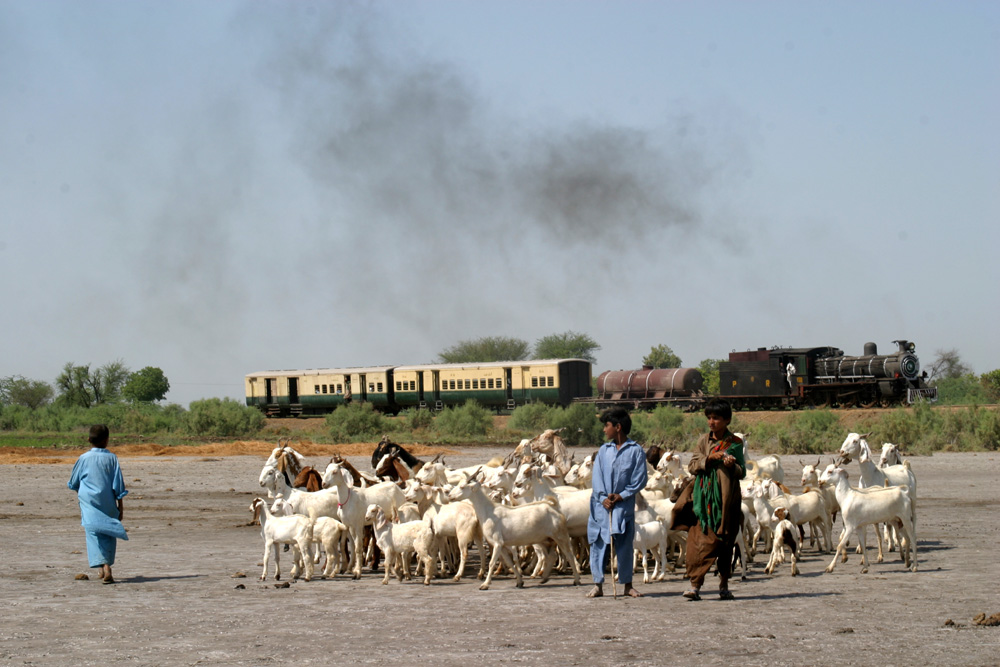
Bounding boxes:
2 443 999 666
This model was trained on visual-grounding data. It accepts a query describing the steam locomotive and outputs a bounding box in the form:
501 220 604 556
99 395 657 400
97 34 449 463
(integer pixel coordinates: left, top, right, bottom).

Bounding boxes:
580 339 936 411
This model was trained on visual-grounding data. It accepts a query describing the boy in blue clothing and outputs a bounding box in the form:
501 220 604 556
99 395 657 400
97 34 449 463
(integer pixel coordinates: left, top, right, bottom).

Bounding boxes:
68 425 128 583
586 408 647 598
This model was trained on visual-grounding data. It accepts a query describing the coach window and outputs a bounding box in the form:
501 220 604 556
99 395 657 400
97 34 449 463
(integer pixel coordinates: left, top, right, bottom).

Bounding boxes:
548 377 554 387
472 379 479 389
368 383 375 392
315 385 320 394
531 377 538 387
497 379 503 389
377 382 383 392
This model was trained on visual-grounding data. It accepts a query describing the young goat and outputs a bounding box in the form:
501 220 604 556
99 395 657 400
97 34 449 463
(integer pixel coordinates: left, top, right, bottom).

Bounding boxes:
364 504 437 585
250 497 313 582
764 507 800 576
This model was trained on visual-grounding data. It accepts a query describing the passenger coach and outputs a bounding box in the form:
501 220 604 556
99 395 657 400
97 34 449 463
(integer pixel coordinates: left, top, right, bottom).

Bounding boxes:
245 359 593 417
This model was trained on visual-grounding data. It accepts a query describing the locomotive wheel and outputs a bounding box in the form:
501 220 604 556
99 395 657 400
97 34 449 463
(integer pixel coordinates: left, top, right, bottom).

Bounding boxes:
809 393 831 409
859 392 879 409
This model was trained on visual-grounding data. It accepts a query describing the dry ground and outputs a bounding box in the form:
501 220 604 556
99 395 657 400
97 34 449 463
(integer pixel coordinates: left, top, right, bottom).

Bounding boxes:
2 442 999 666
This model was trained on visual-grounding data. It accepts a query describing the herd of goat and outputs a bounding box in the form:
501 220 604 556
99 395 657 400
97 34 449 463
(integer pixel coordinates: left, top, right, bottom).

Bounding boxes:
249 429 918 589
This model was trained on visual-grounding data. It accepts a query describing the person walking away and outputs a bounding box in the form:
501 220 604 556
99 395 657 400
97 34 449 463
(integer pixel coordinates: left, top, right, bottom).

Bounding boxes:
586 408 648 598
68 424 128 583
671 399 745 600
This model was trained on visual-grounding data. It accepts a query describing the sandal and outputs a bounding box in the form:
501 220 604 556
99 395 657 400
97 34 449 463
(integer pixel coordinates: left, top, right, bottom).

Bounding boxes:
682 589 701 601
719 589 735 600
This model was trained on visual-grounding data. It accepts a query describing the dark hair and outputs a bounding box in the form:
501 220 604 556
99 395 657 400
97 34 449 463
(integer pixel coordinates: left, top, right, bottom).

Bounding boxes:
703 398 732 421
599 407 632 436
88 424 110 448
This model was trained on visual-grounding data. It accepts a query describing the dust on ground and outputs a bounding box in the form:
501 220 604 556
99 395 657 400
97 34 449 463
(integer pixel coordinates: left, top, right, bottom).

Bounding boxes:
2 443 999 666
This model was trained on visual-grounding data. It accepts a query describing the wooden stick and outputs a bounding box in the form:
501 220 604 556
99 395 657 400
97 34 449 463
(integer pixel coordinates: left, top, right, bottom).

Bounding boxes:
609 508 618 599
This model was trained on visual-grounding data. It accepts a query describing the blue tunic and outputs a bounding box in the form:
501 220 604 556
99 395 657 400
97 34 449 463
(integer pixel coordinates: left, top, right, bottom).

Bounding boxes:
587 439 648 543
68 448 128 566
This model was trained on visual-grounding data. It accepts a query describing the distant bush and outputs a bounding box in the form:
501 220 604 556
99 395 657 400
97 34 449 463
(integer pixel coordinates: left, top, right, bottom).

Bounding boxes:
435 400 492 438
632 406 697 448
751 409 843 455
181 398 265 437
508 402 552 431
400 408 434 431
546 403 603 447
325 402 389 442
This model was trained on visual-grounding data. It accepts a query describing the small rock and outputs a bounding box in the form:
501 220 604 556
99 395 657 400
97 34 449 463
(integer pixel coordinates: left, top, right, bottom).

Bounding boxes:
165 488 174 492
232 572 247 578
75 573 89 580
834 628 854 634
16 502 24 506
944 619 955 626
133 478 141 482
234 584 246 590
70 550 82 555
274 582 290 589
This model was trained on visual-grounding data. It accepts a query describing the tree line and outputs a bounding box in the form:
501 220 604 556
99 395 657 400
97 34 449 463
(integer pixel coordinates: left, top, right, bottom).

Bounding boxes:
0 361 170 409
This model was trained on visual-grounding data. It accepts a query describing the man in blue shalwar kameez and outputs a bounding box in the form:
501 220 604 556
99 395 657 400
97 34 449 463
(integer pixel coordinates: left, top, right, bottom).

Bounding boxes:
68 424 128 583
586 408 648 598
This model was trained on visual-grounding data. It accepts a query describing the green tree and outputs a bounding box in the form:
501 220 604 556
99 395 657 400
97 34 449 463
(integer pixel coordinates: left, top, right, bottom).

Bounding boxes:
697 358 724 395
928 348 971 383
122 366 171 403
533 331 600 363
55 360 131 407
981 369 1000 402
642 344 682 369
0 375 54 409
439 336 530 363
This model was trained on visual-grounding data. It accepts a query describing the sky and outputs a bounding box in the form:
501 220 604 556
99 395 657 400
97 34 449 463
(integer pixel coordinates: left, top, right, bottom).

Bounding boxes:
1 1 997 407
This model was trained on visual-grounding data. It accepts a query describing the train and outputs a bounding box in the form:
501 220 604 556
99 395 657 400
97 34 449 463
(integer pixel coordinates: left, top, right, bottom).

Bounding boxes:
581 339 937 411
245 339 937 416
244 359 593 417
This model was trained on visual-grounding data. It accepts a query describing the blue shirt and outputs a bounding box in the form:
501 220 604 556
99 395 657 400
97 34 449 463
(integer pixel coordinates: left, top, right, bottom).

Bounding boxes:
68 448 129 540
587 439 648 542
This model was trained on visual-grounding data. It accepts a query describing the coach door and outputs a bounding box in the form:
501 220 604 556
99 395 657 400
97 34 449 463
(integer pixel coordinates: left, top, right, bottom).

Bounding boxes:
265 378 275 403
288 377 299 404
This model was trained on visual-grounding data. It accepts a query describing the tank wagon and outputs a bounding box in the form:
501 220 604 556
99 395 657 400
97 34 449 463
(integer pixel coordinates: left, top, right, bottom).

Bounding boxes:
245 359 592 417
579 367 705 411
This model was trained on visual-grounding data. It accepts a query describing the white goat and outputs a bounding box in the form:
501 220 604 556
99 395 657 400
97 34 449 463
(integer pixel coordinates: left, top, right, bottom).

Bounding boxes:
839 433 917 552
820 467 917 574
323 461 406 579
250 497 313 582
878 442 903 468
364 504 437 585
405 483 486 582
632 520 669 583
272 497 348 577
448 478 581 590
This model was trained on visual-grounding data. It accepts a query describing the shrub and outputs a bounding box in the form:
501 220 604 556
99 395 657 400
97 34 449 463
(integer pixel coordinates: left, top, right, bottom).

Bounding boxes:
325 402 388 442
181 398 265 437
401 408 435 431
435 400 492 438
508 402 552 431
546 403 603 447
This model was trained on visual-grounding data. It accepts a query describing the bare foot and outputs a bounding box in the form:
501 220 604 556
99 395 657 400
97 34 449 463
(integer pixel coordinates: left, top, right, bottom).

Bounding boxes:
624 585 643 598
586 585 604 598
